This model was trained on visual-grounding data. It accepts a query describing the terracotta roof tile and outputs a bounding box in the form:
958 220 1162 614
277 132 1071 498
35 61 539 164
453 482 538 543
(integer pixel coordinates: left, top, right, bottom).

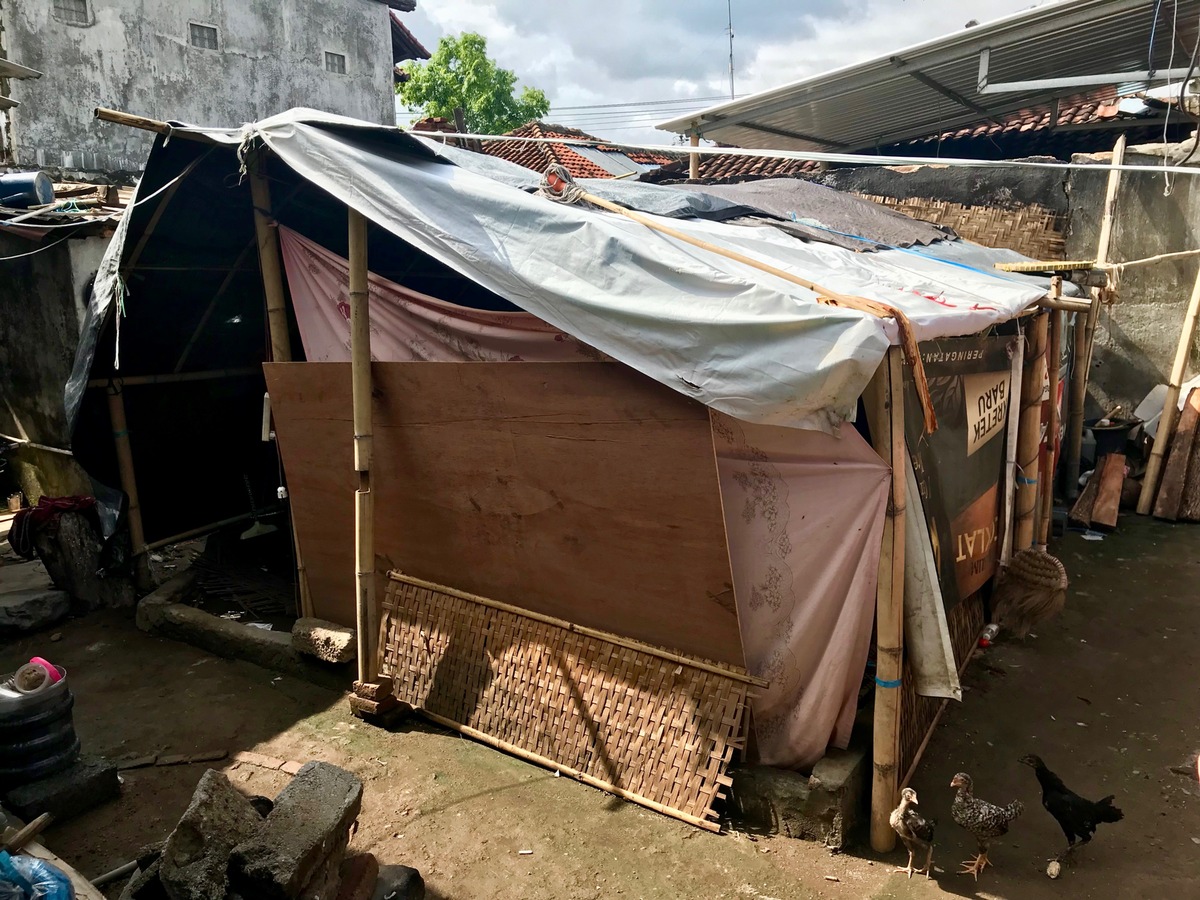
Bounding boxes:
475 121 676 179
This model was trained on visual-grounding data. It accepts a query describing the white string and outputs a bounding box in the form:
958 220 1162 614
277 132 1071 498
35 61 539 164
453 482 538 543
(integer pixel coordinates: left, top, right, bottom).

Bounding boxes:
0 233 71 261
412 130 1200 177
1163 0 1180 196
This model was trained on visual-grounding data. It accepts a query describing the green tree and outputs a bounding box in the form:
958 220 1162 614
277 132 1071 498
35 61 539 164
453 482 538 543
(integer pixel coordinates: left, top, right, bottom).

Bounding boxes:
398 33 550 135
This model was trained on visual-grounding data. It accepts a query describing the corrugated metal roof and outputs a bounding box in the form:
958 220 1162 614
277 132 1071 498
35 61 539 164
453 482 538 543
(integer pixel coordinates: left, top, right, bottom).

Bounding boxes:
0 57 43 80
658 0 1200 152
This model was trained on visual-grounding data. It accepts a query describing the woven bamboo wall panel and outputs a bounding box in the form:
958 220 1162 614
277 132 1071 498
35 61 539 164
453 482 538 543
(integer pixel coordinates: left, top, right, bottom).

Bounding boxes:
380 573 753 830
899 592 985 779
854 195 1066 261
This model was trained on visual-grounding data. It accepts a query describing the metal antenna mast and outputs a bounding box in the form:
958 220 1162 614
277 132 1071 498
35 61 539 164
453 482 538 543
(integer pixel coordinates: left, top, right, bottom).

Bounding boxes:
727 0 735 100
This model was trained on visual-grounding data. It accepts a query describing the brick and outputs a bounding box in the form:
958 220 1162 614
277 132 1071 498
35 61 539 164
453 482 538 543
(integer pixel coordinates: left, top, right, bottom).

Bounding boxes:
235 751 286 770
118 755 159 771
281 760 305 776
187 750 229 764
352 680 393 701
230 762 363 900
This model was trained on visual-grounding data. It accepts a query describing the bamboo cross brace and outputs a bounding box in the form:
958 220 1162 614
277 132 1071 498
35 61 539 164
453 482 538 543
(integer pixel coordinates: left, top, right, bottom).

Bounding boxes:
569 188 938 434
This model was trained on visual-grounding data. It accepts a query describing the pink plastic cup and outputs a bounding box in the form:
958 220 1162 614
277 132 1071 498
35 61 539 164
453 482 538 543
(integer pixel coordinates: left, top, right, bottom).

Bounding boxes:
28 657 63 683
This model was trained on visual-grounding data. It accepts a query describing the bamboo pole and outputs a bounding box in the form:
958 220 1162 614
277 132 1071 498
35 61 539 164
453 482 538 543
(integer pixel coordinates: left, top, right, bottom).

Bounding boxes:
1038 296 1092 313
348 208 376 684
689 131 700 180
867 347 906 853
570 186 937 433
1138 262 1200 513
1014 313 1049 552
418 709 720 832
106 386 152 590
1066 134 1125 497
246 151 312 618
141 513 255 554
87 367 260 389
1039 307 1064 549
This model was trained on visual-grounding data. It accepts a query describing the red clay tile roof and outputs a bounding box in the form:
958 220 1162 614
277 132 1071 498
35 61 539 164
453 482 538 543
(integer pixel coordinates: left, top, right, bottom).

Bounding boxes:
478 122 677 179
640 148 819 185
390 11 430 64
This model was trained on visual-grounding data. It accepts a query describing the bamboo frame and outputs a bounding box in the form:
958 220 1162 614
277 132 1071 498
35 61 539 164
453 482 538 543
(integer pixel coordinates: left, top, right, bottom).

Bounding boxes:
1138 262 1200 514
349 208 376 684
106 386 152 590
141 513 255 554
385 571 767 687
419 710 721 832
689 132 700 180
1067 134 1125 497
87 368 260 389
572 187 937 434
1039 306 1064 549
1014 313 1049 552
868 347 906 853
246 150 313 619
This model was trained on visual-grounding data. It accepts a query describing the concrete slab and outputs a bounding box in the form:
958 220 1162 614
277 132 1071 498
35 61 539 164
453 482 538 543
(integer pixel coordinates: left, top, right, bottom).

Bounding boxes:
0 587 70 633
2 754 119 824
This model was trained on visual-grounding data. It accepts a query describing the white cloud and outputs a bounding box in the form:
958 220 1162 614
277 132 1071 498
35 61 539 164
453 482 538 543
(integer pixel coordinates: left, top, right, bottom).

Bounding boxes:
403 0 1057 145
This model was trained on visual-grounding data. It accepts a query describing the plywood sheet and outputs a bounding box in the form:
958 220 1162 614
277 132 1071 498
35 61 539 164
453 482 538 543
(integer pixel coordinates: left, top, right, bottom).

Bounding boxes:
1090 453 1126 530
1154 388 1200 520
264 362 742 664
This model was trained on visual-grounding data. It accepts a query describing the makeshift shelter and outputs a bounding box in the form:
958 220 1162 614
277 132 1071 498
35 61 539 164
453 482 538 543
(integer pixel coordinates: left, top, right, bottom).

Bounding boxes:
70 109 1062 834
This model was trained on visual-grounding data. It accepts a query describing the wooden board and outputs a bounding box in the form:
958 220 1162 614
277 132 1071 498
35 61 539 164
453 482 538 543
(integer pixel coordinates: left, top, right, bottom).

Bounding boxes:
1154 388 1200 520
1068 471 1099 527
1090 453 1126 530
1181 423 1200 522
264 362 742 664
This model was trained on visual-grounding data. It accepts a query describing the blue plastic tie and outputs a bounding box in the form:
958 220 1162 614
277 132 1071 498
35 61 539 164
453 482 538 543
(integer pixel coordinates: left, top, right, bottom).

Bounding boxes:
875 676 902 689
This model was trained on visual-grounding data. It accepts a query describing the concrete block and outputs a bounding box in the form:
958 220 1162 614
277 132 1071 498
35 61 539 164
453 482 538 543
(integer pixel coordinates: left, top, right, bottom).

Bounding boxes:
293 618 357 664
2 754 119 823
230 761 363 900
0 588 70 633
159 768 265 900
336 853 379 900
372 865 424 900
298 832 350 900
726 746 868 849
119 859 169 900
138 593 352 691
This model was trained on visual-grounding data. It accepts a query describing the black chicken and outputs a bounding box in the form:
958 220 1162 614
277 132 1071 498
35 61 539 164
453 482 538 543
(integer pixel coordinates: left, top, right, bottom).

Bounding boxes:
890 787 936 879
950 772 1023 879
1019 754 1123 861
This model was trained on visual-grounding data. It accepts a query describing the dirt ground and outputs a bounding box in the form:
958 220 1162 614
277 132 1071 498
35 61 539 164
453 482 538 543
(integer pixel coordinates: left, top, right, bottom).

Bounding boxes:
3 516 1198 899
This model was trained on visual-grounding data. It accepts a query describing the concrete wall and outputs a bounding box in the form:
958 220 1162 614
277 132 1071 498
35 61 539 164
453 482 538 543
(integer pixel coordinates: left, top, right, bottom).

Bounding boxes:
3 0 393 178
1066 147 1200 417
0 231 107 500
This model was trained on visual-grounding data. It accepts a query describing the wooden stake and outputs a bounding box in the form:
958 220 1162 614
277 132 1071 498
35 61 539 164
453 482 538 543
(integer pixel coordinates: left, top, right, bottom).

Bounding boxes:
1038 308 1064 550
868 347 905 853
106 386 152 590
1138 261 1200 513
1066 134 1126 497
689 131 700 180
348 208 376 684
1014 313 1048 553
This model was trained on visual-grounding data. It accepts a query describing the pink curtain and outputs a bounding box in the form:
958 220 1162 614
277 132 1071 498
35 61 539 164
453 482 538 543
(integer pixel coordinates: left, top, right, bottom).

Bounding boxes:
280 231 890 771
278 226 596 363
711 414 889 768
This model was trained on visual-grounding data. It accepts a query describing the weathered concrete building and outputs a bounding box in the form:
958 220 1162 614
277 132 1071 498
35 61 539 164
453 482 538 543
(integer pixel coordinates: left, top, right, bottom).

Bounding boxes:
1 0 426 178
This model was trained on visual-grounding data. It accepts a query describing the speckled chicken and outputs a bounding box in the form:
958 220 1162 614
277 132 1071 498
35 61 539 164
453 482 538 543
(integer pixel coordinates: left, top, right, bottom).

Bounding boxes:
950 772 1024 879
890 787 936 879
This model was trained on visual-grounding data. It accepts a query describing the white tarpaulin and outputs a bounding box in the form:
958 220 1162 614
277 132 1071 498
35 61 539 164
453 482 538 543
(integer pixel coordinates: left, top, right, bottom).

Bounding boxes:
98 110 1048 432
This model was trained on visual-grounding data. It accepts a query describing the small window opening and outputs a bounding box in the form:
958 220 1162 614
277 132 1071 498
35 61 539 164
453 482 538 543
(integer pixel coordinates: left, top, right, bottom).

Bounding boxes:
325 52 347 75
189 23 219 51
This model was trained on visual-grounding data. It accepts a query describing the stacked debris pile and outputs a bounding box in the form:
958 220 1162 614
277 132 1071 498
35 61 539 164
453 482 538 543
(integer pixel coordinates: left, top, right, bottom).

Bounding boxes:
119 762 423 900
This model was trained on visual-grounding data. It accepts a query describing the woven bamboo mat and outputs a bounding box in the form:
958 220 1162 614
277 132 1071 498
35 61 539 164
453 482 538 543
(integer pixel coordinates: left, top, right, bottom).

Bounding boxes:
379 572 763 831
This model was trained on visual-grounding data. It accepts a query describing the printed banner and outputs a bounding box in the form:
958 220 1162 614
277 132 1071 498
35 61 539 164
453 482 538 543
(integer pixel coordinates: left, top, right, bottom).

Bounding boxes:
905 335 1016 610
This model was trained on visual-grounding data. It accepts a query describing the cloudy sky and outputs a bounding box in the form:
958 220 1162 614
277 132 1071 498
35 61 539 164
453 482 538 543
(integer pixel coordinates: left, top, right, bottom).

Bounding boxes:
398 0 1056 145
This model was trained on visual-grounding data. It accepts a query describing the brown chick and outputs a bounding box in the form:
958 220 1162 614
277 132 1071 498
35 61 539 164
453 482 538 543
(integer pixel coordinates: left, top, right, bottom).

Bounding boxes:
950 772 1024 879
890 787 935 879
